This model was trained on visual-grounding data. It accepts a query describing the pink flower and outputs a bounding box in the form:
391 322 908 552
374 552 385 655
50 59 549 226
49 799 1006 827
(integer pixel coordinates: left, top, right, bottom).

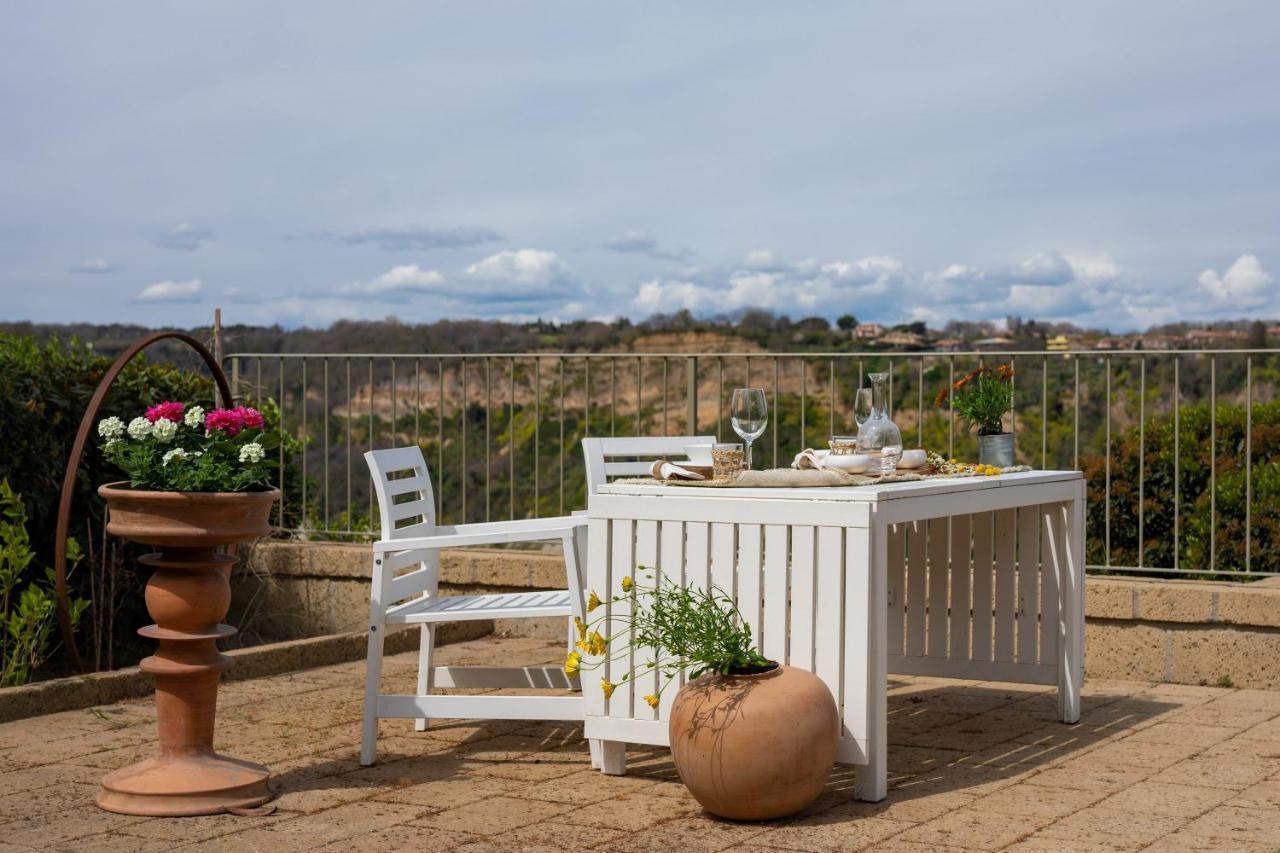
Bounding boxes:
145 401 185 423
204 408 246 436
234 406 265 430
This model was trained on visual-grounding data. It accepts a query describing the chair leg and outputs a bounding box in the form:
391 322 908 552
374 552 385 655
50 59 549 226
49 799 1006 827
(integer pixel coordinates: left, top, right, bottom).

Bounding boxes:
360 622 385 766
598 740 627 775
415 624 435 732
589 739 603 768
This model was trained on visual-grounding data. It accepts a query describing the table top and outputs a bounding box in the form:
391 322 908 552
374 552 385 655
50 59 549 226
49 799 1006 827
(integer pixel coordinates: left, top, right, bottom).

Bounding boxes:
596 469 1083 503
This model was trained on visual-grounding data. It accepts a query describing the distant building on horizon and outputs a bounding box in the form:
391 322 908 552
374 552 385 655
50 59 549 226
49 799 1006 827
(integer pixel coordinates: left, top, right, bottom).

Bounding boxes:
851 323 884 340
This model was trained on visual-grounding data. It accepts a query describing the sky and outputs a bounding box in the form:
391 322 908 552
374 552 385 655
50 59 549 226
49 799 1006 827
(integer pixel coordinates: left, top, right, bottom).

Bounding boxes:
1 2 1278 331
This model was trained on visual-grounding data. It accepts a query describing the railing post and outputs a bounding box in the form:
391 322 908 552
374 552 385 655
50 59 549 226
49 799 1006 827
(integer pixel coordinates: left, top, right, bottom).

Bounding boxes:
686 355 698 433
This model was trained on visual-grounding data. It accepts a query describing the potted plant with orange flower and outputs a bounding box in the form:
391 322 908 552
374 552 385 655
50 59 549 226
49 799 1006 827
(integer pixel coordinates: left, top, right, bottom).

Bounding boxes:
936 363 1016 467
568 571 838 821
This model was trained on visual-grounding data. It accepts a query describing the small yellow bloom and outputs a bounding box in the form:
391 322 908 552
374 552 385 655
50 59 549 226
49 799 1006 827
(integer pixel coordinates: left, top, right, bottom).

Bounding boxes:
621 576 634 592
564 651 581 677
575 616 587 642
601 678 615 699
644 693 659 709
587 630 607 656
587 591 602 612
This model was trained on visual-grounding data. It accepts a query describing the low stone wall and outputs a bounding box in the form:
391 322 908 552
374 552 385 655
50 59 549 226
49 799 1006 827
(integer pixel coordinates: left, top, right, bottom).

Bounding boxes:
240 540 1280 690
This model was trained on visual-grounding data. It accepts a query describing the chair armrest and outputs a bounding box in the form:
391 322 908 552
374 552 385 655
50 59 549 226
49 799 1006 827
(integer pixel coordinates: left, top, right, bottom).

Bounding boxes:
374 515 586 552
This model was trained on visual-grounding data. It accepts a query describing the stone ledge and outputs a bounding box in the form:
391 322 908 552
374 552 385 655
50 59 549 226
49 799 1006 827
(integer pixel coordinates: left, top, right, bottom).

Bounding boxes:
1087 574 1280 629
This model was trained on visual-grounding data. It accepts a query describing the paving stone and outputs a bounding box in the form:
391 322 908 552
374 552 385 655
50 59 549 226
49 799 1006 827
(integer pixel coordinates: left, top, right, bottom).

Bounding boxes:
569 790 698 832
1036 805 1191 850
895 807 1050 849
410 794 571 835
1177 804 1280 845
746 814 914 852
966 782 1105 819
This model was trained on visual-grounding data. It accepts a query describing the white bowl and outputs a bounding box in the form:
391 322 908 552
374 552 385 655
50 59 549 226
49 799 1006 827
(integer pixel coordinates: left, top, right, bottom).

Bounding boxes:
683 443 715 466
823 453 873 473
897 449 928 469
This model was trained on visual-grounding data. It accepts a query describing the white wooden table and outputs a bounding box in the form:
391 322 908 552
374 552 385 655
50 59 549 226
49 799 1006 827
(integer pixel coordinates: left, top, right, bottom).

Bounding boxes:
582 470 1085 802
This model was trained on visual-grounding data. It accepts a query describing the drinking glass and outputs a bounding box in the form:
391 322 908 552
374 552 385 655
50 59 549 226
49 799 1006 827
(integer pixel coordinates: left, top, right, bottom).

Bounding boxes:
711 442 745 480
731 388 768 470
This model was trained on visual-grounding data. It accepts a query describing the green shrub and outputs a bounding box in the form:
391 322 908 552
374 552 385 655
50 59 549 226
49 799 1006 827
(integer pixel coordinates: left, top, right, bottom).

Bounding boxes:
1084 400 1280 575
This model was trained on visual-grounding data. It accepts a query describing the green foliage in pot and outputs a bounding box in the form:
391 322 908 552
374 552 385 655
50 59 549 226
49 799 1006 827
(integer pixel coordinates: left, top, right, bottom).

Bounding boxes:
567 570 771 709
936 363 1014 436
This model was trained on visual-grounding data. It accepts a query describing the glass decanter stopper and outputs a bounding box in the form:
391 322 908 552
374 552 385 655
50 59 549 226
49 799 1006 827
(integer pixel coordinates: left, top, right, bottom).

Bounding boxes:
855 372 903 474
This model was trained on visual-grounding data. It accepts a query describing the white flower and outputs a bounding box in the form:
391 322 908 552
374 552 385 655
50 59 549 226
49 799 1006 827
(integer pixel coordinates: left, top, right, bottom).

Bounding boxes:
127 417 153 439
104 438 121 451
184 406 205 428
162 448 188 466
238 442 265 464
151 418 178 443
97 417 124 439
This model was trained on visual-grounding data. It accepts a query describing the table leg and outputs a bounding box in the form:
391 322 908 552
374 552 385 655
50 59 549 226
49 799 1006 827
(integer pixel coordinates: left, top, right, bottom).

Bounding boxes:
851 519 888 803
598 740 626 775
1058 491 1084 724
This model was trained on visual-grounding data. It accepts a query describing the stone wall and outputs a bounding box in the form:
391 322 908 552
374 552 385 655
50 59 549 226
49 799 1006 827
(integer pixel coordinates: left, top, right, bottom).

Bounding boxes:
239 540 1280 690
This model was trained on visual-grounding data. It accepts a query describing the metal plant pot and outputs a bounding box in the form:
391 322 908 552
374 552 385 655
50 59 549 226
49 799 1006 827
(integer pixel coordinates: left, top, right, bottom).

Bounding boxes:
978 432 1015 468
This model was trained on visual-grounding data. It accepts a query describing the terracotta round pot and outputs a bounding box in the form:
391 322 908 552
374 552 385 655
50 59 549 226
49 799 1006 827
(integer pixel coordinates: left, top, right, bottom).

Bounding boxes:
97 482 279 548
95 483 279 817
668 663 839 821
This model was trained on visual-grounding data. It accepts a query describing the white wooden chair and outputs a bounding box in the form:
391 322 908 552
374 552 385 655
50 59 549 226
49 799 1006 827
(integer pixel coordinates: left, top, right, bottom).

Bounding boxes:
361 445 588 766
582 435 716 496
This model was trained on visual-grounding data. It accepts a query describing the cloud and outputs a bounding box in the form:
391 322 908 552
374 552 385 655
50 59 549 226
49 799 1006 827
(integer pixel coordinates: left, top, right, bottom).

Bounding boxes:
70 258 120 274
322 225 503 251
602 231 693 261
336 264 446 298
1199 255 1275 308
136 278 203 302
462 248 581 303
154 223 215 251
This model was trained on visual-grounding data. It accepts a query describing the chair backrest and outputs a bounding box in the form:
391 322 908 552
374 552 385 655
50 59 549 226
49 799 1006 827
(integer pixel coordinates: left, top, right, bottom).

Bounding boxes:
582 435 716 496
364 446 438 541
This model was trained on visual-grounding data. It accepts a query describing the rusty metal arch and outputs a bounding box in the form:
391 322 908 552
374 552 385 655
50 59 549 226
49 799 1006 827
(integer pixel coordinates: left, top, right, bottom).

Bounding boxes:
54 331 233 672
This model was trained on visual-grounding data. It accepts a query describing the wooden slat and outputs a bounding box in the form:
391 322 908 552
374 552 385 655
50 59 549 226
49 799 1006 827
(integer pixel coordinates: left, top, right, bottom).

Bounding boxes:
385 475 429 497
683 521 710 701
762 525 789 664
738 524 764 651
905 520 927 658
887 656 1058 686
711 523 737 602
634 519 660 721
657 519 684 717
790 525 817 671
993 509 1016 663
1040 504 1061 668
927 518 948 658
379 694 582 721
814 527 844 697
390 497 432 522
432 666 574 689
949 513 971 661
1017 506 1039 665
886 523 906 656
608 518 634 719
970 511 994 662
843 524 875 744
583 517 610 725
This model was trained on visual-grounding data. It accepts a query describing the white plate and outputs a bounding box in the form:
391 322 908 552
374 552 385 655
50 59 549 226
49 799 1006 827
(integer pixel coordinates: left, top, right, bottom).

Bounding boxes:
823 453 873 473
898 449 928 469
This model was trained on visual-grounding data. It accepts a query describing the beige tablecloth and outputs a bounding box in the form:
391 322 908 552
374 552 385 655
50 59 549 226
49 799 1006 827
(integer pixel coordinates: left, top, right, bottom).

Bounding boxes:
619 465 1031 489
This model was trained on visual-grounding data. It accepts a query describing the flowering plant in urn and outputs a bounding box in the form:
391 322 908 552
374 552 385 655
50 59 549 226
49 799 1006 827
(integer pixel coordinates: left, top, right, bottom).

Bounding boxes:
98 401 278 492
92 398 283 817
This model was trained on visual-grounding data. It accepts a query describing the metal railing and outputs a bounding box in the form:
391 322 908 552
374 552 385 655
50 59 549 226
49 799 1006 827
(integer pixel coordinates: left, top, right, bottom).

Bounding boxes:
224 348 1279 579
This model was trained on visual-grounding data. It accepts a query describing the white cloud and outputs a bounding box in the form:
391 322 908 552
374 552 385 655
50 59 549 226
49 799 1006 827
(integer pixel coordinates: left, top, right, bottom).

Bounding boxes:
465 249 571 286
70 258 120 274
1199 255 1275 308
337 264 446 298
136 278 203 302
154 223 215 251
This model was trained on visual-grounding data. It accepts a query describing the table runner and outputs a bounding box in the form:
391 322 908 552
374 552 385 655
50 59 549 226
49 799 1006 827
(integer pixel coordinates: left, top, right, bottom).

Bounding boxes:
618 464 1032 489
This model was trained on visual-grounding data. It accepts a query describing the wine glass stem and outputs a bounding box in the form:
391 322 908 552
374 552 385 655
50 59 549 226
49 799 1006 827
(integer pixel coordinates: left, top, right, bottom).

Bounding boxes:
745 439 753 470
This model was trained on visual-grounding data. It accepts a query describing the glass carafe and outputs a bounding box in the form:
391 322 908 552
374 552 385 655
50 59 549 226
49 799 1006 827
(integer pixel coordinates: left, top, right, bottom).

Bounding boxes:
855 372 903 474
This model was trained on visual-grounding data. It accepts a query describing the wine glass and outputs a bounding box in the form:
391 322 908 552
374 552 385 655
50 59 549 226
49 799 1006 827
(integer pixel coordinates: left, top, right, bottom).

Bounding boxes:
731 388 768 470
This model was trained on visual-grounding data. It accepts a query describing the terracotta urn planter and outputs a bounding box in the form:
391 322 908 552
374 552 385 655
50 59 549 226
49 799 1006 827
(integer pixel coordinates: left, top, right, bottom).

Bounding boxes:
668 663 839 820
96 483 279 817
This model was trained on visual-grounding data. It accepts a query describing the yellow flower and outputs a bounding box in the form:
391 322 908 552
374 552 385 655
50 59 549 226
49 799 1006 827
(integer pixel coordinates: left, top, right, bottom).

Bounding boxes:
601 678 615 699
564 651 581 677
587 591 602 613
587 630 607 656
575 616 587 642
644 693 659 709
621 576 634 592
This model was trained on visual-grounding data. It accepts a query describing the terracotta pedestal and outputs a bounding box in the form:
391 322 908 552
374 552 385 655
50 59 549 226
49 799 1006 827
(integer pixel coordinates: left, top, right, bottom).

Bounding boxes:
96 484 280 817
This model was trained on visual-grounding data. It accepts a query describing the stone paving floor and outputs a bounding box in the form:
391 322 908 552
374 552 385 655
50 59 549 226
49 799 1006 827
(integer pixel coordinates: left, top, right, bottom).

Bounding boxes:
0 636 1278 852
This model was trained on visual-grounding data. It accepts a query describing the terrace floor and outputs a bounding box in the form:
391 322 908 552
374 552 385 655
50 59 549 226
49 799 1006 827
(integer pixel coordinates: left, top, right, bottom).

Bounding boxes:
1 638 1278 852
